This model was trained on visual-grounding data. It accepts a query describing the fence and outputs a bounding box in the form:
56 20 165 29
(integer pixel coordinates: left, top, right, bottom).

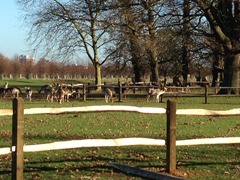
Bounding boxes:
0 98 240 179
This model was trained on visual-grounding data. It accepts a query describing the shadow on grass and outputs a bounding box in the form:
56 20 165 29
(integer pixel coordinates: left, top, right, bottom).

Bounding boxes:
175 160 240 167
1 156 239 176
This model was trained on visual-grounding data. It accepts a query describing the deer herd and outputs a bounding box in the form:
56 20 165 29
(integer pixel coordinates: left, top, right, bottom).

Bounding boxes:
0 82 167 103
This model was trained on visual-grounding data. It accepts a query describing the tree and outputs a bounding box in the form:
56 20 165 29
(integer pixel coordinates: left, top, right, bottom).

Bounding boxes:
193 0 240 93
17 0 117 89
0 54 7 80
101 0 150 83
108 0 172 83
127 0 175 84
35 58 49 79
120 1 150 82
210 40 224 87
157 28 183 79
19 55 34 79
12 56 21 80
141 0 161 84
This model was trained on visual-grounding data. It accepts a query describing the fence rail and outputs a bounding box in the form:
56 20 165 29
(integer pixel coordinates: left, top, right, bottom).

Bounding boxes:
69 84 240 103
1 106 240 116
1 137 239 156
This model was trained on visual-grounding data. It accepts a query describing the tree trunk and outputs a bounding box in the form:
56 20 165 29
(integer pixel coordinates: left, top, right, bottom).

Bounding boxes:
95 63 102 90
132 59 144 83
212 67 219 87
182 47 190 85
231 54 240 91
146 0 160 85
221 53 240 94
149 60 159 85
182 0 191 85
211 43 224 87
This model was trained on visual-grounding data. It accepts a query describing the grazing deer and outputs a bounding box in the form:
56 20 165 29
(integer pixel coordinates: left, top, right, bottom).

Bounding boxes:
45 87 56 102
104 88 113 103
38 85 51 94
38 85 57 102
0 82 8 98
5 87 23 98
55 84 73 104
0 88 6 98
147 87 167 103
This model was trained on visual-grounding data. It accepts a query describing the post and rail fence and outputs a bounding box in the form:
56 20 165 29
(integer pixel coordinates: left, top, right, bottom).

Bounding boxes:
1 98 240 179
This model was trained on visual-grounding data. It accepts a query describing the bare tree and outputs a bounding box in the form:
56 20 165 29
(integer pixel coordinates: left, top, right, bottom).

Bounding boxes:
0 54 8 80
20 57 34 79
119 0 150 82
157 28 183 78
192 0 240 93
35 58 49 79
48 61 60 79
107 0 171 83
114 0 195 84
17 0 118 88
12 56 21 80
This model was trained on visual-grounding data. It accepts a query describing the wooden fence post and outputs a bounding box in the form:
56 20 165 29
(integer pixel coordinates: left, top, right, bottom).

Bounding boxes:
83 84 86 101
12 97 24 180
118 79 122 102
133 82 136 94
166 99 176 174
204 85 208 104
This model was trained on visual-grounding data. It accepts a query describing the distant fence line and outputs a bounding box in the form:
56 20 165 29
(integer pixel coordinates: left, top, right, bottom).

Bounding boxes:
0 98 240 179
0 73 132 81
61 83 240 104
0 73 213 84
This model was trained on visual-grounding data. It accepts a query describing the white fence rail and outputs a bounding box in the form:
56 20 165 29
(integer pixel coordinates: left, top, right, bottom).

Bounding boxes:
1 137 240 156
1 106 240 116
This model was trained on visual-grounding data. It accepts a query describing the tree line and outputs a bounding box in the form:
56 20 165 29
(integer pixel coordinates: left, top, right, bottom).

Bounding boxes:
0 53 133 80
16 0 240 93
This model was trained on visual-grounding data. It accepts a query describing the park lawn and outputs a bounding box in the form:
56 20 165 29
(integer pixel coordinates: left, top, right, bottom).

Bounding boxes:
0 95 239 179
0 79 90 91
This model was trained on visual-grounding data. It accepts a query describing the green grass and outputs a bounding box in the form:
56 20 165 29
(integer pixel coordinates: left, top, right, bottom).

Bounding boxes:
0 82 240 179
0 79 91 91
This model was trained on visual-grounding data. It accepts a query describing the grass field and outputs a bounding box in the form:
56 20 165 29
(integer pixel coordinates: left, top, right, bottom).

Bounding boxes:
0 79 239 179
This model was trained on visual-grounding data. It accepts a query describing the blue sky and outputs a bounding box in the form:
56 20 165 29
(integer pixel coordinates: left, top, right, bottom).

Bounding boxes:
0 1 33 59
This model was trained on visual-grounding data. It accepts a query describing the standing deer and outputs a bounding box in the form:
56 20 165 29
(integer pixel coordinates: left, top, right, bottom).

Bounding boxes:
104 88 113 103
26 87 33 101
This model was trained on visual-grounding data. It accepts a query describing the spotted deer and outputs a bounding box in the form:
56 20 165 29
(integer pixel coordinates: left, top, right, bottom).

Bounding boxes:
147 87 167 103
